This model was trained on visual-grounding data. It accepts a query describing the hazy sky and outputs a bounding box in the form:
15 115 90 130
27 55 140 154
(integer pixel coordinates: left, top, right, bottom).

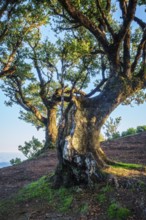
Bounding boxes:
0 4 145 153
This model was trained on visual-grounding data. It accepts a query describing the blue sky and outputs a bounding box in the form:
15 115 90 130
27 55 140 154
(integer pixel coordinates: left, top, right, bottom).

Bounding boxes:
0 91 146 152
0 3 146 153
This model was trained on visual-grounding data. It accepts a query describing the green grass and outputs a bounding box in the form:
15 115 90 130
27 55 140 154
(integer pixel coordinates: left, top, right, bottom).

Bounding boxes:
56 187 73 212
79 203 89 214
107 202 131 220
112 162 145 170
17 176 54 202
0 176 74 216
96 193 106 203
96 184 113 204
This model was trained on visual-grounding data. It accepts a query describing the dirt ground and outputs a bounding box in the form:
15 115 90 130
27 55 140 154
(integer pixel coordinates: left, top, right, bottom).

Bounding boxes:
0 150 57 200
0 132 146 220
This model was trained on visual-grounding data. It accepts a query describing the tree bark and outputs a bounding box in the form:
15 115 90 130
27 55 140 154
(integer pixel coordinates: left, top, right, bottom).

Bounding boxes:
53 97 109 188
44 106 58 149
53 75 145 188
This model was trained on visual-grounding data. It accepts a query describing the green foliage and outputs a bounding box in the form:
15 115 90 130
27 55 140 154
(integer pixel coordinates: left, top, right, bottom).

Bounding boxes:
136 125 146 133
10 157 22 165
57 188 73 212
112 162 144 170
121 125 146 137
18 136 44 159
96 184 113 204
103 117 122 140
121 128 136 137
96 193 106 204
79 203 89 214
17 176 73 213
17 176 54 201
101 184 113 193
107 202 131 220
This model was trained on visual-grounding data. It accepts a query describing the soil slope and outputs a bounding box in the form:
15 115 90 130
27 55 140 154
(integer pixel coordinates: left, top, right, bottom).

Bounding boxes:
0 132 146 220
0 132 146 200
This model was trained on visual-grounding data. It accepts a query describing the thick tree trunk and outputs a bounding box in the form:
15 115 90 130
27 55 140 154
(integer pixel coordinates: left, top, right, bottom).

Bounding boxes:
53 96 114 188
52 75 145 188
44 106 58 149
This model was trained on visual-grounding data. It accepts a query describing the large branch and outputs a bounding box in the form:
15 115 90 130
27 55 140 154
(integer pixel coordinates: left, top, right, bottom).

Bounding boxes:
95 0 115 39
132 31 146 72
134 16 146 30
2 39 22 72
0 67 16 78
58 0 110 54
123 30 131 77
14 77 47 124
86 78 107 98
115 0 137 47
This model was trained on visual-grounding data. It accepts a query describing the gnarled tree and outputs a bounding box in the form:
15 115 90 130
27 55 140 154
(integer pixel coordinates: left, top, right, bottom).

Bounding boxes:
47 0 146 187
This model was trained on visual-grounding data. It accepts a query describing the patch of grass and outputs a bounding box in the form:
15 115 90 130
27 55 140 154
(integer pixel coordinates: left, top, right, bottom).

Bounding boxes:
56 187 73 213
96 193 106 204
0 176 74 216
79 203 89 214
96 184 112 204
112 162 145 170
107 202 131 220
58 195 73 212
101 184 113 193
17 176 54 202
0 199 15 216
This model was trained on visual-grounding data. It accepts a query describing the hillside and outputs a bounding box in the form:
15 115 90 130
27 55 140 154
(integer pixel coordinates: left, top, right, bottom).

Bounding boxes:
101 131 146 165
0 132 146 220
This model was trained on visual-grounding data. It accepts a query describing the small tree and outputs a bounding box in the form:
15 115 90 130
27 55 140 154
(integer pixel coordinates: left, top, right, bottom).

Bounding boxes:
121 128 137 137
10 157 22 165
103 117 121 140
18 136 44 159
136 125 146 133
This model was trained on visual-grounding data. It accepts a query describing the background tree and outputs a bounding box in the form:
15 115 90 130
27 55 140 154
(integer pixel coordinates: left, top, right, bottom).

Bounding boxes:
18 136 44 159
103 117 121 140
0 0 49 78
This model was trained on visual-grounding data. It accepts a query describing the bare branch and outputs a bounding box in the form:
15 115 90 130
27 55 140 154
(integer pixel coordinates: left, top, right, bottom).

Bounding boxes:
13 76 47 124
134 16 146 30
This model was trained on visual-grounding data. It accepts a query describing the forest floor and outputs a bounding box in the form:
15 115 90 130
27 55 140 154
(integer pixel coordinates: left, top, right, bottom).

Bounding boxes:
0 132 146 220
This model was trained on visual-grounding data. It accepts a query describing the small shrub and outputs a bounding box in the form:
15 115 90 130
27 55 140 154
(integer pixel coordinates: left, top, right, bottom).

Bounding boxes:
59 195 73 212
136 125 146 133
57 187 73 213
121 128 136 137
96 193 106 203
101 184 113 193
107 202 131 220
10 157 22 165
18 136 44 159
80 203 89 214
